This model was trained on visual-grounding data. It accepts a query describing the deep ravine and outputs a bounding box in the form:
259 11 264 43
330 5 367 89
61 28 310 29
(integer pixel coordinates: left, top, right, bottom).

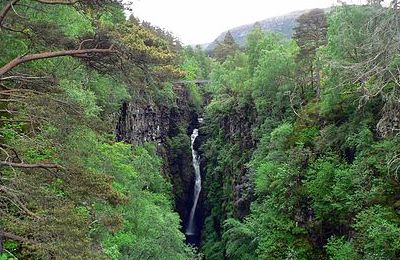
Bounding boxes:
185 118 203 246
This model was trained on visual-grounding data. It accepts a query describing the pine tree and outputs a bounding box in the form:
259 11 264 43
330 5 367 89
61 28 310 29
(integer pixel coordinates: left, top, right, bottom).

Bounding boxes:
212 31 239 62
293 8 328 100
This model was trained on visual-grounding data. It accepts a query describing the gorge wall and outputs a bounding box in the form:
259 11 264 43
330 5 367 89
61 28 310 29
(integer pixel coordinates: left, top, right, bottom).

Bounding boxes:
116 84 205 237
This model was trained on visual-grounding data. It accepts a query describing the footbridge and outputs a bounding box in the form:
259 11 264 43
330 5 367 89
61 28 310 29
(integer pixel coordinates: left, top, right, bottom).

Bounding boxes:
174 80 211 85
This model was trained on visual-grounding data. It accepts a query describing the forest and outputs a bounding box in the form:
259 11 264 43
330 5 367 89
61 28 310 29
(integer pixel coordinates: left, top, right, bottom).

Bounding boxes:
0 0 400 259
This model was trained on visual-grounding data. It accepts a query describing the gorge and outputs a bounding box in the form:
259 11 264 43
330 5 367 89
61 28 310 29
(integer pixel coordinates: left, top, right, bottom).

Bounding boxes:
1 1 400 259
115 82 207 248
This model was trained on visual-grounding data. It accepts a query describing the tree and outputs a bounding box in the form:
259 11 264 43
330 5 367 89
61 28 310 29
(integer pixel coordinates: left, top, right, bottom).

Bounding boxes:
245 23 267 76
212 31 239 62
293 8 327 100
0 0 123 79
0 1 191 258
324 4 400 137
0 1 80 25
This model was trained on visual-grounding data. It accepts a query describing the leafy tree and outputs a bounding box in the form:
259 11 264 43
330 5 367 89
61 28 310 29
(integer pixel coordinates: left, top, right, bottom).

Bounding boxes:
245 24 267 76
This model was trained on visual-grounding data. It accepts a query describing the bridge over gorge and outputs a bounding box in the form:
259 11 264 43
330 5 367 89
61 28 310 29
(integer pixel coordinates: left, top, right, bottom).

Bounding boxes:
174 80 211 85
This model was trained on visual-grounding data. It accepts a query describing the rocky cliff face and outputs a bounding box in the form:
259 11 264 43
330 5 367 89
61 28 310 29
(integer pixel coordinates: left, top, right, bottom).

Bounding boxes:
202 102 256 221
116 85 197 144
116 102 169 145
224 105 255 219
116 85 199 224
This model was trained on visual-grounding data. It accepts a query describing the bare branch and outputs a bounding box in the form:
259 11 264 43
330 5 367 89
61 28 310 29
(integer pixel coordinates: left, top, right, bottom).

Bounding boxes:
78 38 94 50
0 119 31 123
0 161 65 170
34 0 79 4
0 186 41 219
0 109 18 114
0 98 23 102
2 231 34 243
10 0 25 20
0 75 52 81
1 0 80 27
1 24 28 35
0 147 11 161
0 144 22 162
0 0 21 26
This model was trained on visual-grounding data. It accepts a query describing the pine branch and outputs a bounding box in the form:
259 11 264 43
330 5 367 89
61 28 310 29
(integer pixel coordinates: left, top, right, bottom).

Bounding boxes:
0 46 116 77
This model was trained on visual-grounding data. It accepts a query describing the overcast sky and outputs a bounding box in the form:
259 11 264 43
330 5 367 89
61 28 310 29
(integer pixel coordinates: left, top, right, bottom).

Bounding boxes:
128 0 367 45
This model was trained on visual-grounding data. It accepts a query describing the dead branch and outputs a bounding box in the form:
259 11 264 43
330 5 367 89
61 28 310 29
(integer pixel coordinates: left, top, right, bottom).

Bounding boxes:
0 109 18 114
10 0 25 20
0 186 41 219
0 161 65 170
34 0 79 4
0 98 23 102
0 75 52 81
2 231 34 243
0 119 31 123
0 0 21 26
0 24 28 35
0 144 22 162
0 147 11 161
0 88 84 116
0 91 28 98
78 38 94 50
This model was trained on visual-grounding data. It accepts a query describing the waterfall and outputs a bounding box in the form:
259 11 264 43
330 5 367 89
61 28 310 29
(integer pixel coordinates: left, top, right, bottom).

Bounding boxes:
186 127 201 236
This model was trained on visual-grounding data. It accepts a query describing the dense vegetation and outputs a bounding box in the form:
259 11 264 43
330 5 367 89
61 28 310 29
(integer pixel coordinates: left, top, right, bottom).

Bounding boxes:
0 1 196 259
1 0 400 259
199 2 400 259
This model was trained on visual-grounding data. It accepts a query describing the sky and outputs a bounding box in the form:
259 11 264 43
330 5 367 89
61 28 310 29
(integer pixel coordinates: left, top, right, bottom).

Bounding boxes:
127 0 367 45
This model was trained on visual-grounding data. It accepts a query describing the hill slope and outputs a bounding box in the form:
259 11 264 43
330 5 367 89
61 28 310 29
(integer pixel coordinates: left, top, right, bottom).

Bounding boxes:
205 9 327 52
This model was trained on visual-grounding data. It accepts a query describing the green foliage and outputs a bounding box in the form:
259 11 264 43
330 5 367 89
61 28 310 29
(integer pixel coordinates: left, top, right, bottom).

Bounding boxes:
353 206 400 259
248 199 312 259
222 218 256 260
3 1 400 259
270 122 294 150
201 4 400 260
167 128 191 159
187 83 203 111
251 35 298 123
180 46 211 110
0 1 195 259
0 254 15 260
60 78 101 117
325 236 360 260
305 156 358 221
156 82 177 106
25 3 94 38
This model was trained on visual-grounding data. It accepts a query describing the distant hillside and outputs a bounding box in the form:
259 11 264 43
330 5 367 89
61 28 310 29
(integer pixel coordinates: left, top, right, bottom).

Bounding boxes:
204 8 329 52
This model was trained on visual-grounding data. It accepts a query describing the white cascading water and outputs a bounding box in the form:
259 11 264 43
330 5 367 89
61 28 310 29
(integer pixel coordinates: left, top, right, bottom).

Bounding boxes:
186 128 201 235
